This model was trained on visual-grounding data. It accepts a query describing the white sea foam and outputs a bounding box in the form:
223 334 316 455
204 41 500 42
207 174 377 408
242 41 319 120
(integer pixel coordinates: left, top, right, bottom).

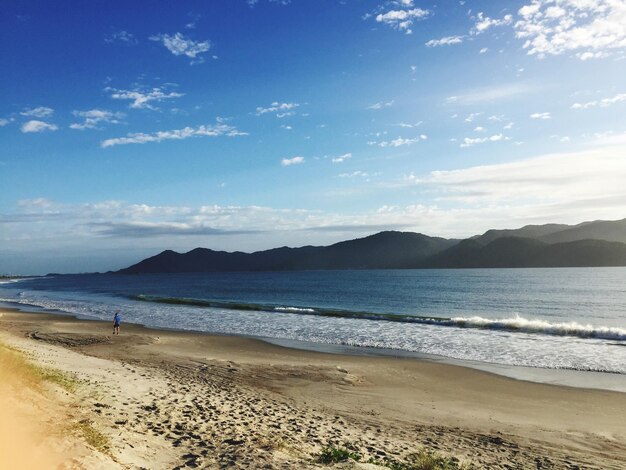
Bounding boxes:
450 314 626 341
0 278 30 285
275 306 316 313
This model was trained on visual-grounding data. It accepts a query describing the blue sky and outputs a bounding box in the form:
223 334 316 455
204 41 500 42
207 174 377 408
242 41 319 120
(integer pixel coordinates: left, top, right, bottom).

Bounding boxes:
1 0 626 273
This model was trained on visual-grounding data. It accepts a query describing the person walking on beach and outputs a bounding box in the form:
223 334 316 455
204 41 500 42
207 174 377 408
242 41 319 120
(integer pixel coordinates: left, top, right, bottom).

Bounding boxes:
113 311 121 335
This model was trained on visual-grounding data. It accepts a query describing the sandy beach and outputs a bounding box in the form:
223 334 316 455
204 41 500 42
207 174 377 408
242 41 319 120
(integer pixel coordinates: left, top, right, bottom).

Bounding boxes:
1 307 625 469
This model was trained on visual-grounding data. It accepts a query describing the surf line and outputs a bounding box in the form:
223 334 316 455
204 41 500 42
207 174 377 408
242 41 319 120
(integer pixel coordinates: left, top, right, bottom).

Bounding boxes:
133 294 626 341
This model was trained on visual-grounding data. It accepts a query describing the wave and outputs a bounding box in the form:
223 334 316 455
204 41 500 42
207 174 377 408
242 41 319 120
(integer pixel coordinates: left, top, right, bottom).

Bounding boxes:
275 306 316 313
133 294 626 341
0 278 33 285
449 315 626 341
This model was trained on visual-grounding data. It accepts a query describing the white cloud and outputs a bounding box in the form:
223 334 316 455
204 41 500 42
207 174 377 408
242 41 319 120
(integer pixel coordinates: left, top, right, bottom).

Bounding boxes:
577 51 609 60
16 197 56 210
377 136 423 147
5 199 409 251
107 86 184 110
338 170 369 178
21 120 58 133
464 112 482 122
397 121 423 128
149 33 211 62
479 47 488 54
20 106 54 118
472 12 512 34
0 118 9 127
474 126 486 132
515 0 626 60
375 7 430 34
185 13 201 30
101 123 247 148
104 30 137 45
590 130 626 146
460 134 508 147
444 83 532 105
248 0 293 7
281 156 305 166
571 92 626 110
70 109 125 130
367 100 394 110
331 152 352 163
530 112 551 119
425 35 464 47
256 102 299 117
414 146 626 211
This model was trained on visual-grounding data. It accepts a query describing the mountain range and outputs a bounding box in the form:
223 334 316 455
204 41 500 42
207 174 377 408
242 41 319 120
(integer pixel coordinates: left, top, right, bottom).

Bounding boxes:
118 218 626 273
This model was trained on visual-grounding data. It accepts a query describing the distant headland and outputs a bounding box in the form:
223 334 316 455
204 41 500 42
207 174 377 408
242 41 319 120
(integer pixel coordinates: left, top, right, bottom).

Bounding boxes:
118 218 626 273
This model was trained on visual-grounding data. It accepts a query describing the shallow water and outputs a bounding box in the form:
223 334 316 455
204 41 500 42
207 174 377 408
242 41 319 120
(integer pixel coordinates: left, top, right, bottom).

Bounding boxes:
1 268 625 374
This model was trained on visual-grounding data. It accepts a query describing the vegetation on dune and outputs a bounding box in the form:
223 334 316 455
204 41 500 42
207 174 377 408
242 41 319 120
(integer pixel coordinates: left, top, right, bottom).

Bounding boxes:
395 450 474 470
317 446 473 469
318 446 363 464
71 419 111 455
0 341 111 455
0 341 77 392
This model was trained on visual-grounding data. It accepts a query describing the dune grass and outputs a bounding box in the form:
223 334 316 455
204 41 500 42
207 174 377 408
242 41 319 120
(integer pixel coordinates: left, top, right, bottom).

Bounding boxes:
71 419 111 454
391 450 474 470
317 446 473 469
318 446 362 464
0 341 111 454
0 341 77 392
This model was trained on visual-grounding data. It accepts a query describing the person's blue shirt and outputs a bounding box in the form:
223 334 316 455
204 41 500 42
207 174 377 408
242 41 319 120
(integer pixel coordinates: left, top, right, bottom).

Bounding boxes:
114 313 121 325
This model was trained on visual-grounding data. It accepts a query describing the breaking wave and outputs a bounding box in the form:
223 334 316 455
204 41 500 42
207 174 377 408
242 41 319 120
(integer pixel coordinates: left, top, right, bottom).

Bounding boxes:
134 295 626 341
448 315 626 341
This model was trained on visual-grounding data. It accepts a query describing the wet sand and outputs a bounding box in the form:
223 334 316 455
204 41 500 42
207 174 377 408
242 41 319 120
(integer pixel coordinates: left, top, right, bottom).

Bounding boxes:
1 307 625 469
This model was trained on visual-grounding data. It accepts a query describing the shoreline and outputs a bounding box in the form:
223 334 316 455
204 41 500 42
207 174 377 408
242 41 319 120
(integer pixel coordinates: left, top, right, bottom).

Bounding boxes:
3 300 626 393
2 306 626 468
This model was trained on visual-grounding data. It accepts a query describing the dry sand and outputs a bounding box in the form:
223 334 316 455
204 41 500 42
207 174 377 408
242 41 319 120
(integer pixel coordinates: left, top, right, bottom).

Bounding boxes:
1 307 625 469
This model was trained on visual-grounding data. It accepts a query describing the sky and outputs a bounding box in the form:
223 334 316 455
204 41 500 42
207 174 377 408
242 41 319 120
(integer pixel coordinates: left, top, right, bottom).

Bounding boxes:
1 0 626 274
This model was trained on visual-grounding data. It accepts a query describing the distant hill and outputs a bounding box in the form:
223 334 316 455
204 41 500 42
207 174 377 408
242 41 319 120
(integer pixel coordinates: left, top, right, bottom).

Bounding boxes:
473 218 626 245
539 219 626 244
118 218 626 273
473 224 570 245
425 237 626 268
119 231 456 273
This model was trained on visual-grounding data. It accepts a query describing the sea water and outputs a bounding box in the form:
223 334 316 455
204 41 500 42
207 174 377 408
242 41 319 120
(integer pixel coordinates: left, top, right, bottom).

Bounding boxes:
1 268 625 375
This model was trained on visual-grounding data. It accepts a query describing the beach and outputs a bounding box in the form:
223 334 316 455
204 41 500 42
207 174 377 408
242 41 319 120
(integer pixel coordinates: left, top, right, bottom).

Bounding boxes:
1 307 625 469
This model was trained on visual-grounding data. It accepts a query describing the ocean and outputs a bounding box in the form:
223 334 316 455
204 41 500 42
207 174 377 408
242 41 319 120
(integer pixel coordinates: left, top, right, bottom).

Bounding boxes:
1 268 626 376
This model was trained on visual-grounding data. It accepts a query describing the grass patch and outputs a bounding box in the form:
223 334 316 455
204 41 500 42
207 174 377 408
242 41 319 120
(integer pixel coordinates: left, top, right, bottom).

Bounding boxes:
404 450 473 470
315 444 472 470
36 367 78 392
368 450 473 470
0 342 77 393
1 341 111 456
72 419 111 454
318 446 362 464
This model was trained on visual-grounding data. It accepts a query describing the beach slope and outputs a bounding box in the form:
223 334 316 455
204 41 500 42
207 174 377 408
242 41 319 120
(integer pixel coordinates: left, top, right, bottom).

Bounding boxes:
1 308 625 469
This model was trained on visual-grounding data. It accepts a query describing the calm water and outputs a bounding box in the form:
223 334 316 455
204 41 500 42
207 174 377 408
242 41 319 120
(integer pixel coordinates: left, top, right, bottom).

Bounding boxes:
1 268 625 373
